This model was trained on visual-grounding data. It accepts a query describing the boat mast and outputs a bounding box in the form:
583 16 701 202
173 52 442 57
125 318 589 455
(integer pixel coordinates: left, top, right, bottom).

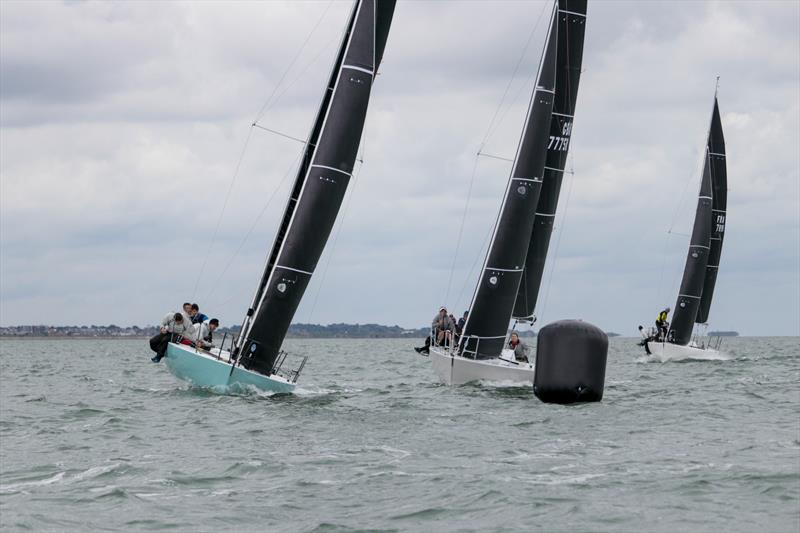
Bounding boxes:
667 97 718 345
236 1 361 352
458 2 559 360
235 0 396 375
696 92 727 324
512 0 588 323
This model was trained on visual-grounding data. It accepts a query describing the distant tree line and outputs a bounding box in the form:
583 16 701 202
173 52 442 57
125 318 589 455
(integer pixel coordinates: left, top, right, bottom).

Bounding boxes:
0 323 551 339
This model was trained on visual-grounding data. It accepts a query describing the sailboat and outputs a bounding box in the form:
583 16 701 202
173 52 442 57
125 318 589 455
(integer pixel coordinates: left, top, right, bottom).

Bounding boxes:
640 93 727 359
164 0 396 393
426 0 587 386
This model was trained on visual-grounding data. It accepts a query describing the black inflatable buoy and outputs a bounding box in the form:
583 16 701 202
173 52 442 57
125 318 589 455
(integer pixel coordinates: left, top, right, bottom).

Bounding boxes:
533 319 608 404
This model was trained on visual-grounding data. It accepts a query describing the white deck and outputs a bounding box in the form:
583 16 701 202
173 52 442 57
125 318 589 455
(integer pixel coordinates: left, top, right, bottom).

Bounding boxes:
429 346 535 385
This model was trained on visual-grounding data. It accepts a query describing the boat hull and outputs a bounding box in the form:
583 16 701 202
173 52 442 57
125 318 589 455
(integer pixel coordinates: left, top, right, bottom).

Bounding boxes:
163 342 295 393
429 346 535 386
644 340 724 361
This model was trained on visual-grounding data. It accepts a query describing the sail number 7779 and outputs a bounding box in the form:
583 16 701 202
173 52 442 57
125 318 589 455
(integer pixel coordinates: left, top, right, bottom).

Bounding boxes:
548 121 573 151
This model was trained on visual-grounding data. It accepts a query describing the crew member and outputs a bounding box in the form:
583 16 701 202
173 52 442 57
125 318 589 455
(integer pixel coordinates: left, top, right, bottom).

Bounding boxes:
508 331 530 363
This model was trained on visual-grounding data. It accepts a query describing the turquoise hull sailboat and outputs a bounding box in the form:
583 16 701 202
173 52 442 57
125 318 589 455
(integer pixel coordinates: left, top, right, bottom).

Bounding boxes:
159 0 396 394
164 343 296 393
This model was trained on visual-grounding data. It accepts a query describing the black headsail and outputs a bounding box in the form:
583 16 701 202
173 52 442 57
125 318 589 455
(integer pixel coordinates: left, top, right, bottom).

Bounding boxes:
459 5 559 359
668 128 714 345
696 97 726 324
236 0 396 375
512 0 587 322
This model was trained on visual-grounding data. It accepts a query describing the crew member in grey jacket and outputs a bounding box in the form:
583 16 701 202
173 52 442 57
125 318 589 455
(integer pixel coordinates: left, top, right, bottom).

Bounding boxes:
149 312 192 363
414 307 456 355
508 331 530 363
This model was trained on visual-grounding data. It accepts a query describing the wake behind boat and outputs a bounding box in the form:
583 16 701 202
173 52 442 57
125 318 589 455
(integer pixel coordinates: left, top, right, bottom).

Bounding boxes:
639 89 728 362
150 0 397 394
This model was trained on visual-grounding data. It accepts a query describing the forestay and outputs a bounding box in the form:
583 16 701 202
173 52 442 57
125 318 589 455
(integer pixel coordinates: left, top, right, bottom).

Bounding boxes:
235 0 396 375
668 124 715 345
459 5 559 359
512 0 587 322
696 97 727 324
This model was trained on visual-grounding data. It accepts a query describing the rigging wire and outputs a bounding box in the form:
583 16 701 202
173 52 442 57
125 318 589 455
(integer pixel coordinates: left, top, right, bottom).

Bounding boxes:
253 0 335 124
478 1 549 149
305 113 369 323
205 148 305 306
191 127 254 299
444 1 549 307
305 158 364 324
443 154 480 304
537 162 576 326
189 1 335 300
453 223 495 314
655 93 717 305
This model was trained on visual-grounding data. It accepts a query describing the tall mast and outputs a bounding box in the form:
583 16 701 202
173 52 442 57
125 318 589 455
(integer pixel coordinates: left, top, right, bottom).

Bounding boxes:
458 3 559 359
236 0 396 375
667 102 716 345
512 0 588 322
696 96 727 324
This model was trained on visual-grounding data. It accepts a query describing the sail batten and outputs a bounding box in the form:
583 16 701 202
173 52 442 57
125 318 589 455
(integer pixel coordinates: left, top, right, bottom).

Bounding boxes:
512 0 588 322
459 3 560 359
236 0 396 375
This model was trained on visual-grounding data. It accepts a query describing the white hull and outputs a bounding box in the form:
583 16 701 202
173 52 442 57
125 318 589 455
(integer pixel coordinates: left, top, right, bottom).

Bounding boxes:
163 342 296 394
429 346 535 386
644 340 725 362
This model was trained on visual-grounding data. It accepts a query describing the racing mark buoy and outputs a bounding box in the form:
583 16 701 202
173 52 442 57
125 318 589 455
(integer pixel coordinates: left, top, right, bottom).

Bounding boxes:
533 319 608 404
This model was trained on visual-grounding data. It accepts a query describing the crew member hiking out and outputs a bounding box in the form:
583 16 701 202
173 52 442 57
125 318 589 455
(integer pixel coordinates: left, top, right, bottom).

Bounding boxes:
149 312 192 363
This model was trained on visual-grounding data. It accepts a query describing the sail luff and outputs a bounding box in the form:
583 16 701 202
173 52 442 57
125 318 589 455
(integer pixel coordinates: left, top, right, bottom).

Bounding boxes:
458 3 559 359
512 0 588 321
696 97 726 323
668 145 714 345
238 0 396 374
238 3 362 342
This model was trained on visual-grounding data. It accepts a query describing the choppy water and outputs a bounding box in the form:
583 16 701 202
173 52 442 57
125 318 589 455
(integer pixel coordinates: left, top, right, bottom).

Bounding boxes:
1 337 798 532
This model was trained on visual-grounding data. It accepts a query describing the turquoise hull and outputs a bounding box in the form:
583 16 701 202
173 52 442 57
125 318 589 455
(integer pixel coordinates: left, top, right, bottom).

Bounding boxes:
164 343 295 394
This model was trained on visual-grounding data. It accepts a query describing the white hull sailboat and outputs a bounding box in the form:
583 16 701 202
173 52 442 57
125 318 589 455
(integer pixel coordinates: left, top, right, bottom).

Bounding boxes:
639 90 728 360
429 345 535 386
641 337 724 362
422 0 589 386
160 0 397 393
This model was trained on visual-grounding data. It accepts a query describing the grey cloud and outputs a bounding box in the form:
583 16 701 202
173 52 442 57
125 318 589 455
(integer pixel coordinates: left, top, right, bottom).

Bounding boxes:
1 0 798 336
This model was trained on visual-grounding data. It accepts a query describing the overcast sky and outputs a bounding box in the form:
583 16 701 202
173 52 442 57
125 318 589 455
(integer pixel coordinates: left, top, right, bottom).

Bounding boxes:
1 0 798 336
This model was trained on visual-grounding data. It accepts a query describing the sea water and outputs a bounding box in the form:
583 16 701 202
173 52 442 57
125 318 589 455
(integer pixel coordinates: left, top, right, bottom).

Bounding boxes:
1 337 798 532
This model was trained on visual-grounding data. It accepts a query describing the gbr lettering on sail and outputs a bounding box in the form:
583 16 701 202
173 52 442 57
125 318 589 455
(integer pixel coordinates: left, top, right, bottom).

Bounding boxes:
548 121 572 151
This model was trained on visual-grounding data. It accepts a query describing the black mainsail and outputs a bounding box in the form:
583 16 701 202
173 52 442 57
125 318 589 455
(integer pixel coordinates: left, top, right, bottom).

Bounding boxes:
668 126 715 345
459 6 559 359
512 0 587 322
696 97 726 324
236 0 396 375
